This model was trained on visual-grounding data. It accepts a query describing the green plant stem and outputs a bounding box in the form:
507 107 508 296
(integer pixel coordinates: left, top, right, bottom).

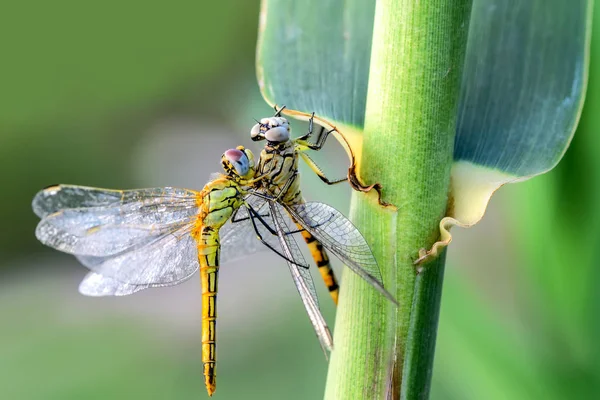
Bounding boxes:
324 1 472 399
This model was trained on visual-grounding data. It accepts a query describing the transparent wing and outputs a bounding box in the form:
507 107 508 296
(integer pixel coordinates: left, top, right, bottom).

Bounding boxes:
36 207 197 257
208 172 224 182
267 202 319 307
288 202 398 306
78 272 149 297
73 223 199 286
32 185 198 218
77 194 280 296
76 226 199 294
268 201 333 353
218 195 273 265
219 198 308 266
34 188 199 257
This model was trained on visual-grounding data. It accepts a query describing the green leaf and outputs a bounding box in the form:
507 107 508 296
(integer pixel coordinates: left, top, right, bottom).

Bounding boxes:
455 0 591 177
257 0 374 128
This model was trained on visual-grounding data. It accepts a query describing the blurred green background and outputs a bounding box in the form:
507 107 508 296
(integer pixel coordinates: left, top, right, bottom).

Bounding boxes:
1 1 598 399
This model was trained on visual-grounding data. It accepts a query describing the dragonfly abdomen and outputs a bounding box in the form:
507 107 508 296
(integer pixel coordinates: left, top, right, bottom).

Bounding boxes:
287 197 340 306
197 226 220 397
297 223 339 305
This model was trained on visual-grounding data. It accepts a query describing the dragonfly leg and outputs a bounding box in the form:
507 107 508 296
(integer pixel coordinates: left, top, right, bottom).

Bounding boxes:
299 152 348 186
296 117 335 151
251 174 297 203
295 112 316 142
292 115 347 185
246 205 309 269
273 104 286 117
230 207 269 224
271 171 297 202
245 203 305 236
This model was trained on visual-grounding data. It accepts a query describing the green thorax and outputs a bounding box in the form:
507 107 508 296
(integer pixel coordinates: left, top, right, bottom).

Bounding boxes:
200 175 246 229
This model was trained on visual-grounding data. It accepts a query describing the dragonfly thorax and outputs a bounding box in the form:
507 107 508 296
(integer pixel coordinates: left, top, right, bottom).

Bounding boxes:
199 181 243 228
257 141 303 205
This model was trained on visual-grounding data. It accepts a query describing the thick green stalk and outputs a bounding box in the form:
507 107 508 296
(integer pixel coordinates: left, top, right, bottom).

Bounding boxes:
325 1 471 399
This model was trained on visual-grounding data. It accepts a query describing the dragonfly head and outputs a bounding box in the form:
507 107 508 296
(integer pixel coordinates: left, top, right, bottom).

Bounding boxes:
250 116 291 145
222 146 256 180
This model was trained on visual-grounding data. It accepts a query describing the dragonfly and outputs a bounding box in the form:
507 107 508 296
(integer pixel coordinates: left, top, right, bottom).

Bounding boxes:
250 107 398 306
32 146 334 397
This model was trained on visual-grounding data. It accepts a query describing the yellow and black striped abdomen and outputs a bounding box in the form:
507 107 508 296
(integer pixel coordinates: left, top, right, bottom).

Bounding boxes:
297 223 339 305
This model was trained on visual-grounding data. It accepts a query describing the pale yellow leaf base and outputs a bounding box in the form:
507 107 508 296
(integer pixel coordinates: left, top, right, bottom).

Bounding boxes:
415 161 520 267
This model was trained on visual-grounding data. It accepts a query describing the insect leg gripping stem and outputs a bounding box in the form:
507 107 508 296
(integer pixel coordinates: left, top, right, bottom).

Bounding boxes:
299 152 348 186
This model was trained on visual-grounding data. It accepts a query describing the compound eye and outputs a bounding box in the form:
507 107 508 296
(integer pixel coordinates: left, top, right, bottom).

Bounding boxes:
223 148 250 176
265 124 290 143
251 123 267 142
242 148 256 169
250 123 262 139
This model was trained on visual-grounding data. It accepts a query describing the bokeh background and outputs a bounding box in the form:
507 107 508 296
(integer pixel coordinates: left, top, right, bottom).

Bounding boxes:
1 2 598 399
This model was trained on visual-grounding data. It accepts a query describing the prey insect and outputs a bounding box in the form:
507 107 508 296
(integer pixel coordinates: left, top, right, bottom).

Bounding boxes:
251 107 398 306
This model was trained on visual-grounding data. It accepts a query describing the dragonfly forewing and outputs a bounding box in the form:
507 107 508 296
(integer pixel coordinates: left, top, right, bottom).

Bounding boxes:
34 186 199 257
33 185 198 218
